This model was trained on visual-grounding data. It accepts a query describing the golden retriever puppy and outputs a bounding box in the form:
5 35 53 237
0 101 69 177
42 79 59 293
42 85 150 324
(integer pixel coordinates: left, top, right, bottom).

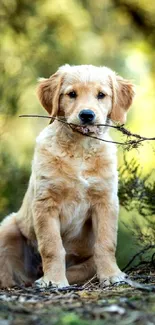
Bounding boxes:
0 65 134 288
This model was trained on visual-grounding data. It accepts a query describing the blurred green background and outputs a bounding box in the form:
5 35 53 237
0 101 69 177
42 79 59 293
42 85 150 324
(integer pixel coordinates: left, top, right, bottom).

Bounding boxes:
0 0 155 268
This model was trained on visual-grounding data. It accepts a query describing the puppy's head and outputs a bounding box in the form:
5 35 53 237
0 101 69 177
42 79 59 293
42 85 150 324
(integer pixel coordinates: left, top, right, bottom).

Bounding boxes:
37 65 135 134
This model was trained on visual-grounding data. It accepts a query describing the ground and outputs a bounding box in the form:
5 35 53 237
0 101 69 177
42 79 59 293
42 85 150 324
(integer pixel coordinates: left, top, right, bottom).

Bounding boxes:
0 270 155 325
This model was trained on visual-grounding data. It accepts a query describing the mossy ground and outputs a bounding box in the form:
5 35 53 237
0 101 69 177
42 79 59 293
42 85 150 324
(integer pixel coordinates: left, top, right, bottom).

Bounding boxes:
0 274 154 325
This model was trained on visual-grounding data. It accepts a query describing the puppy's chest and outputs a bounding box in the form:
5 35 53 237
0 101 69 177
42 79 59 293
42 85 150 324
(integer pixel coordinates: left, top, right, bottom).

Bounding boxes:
63 153 110 197
77 169 100 192
59 154 113 238
60 163 94 238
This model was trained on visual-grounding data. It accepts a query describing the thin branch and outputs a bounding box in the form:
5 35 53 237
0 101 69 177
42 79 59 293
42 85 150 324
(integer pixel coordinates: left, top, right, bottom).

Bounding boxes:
19 114 54 120
19 114 155 149
19 114 127 145
81 274 97 289
122 245 155 272
124 277 155 292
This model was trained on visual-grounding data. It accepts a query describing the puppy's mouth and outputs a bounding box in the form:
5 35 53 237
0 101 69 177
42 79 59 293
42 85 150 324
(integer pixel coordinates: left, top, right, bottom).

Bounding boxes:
72 124 101 135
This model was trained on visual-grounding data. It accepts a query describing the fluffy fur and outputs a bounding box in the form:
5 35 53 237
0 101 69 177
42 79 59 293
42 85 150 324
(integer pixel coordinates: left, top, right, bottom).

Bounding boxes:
0 64 135 288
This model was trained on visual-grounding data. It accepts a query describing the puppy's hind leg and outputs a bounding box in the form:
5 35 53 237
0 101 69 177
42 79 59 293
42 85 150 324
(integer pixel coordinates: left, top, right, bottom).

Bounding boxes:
66 256 96 285
0 213 30 288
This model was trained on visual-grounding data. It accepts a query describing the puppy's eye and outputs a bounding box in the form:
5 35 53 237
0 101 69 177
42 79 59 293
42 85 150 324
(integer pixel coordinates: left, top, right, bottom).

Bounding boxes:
97 92 106 99
67 91 77 98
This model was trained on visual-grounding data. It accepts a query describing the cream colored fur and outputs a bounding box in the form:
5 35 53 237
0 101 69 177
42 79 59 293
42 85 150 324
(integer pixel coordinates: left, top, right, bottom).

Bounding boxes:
0 65 134 288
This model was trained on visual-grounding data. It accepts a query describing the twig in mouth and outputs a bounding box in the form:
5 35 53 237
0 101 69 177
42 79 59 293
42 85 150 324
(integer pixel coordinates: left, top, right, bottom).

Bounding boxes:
19 114 155 149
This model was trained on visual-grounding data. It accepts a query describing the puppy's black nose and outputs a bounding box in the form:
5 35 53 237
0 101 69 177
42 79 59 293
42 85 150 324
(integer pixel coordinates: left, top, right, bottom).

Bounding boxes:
79 110 95 124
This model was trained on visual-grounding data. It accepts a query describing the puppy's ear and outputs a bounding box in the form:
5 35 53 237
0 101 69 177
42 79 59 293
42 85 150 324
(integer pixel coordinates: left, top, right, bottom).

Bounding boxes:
37 72 63 116
109 74 135 124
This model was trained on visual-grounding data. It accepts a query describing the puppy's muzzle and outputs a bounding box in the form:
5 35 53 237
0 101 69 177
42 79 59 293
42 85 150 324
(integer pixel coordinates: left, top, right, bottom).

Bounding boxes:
79 109 95 124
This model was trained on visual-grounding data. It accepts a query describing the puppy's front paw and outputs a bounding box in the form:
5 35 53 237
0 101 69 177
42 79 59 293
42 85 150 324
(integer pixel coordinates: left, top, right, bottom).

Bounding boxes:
35 276 69 289
100 271 127 287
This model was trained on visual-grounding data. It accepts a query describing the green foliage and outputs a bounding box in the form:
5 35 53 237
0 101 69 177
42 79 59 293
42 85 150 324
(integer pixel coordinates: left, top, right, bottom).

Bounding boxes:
118 157 155 267
0 147 29 218
119 157 155 217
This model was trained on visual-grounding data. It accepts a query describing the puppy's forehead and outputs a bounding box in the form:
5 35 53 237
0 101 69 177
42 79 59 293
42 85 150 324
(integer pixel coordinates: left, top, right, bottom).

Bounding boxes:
58 64 114 85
